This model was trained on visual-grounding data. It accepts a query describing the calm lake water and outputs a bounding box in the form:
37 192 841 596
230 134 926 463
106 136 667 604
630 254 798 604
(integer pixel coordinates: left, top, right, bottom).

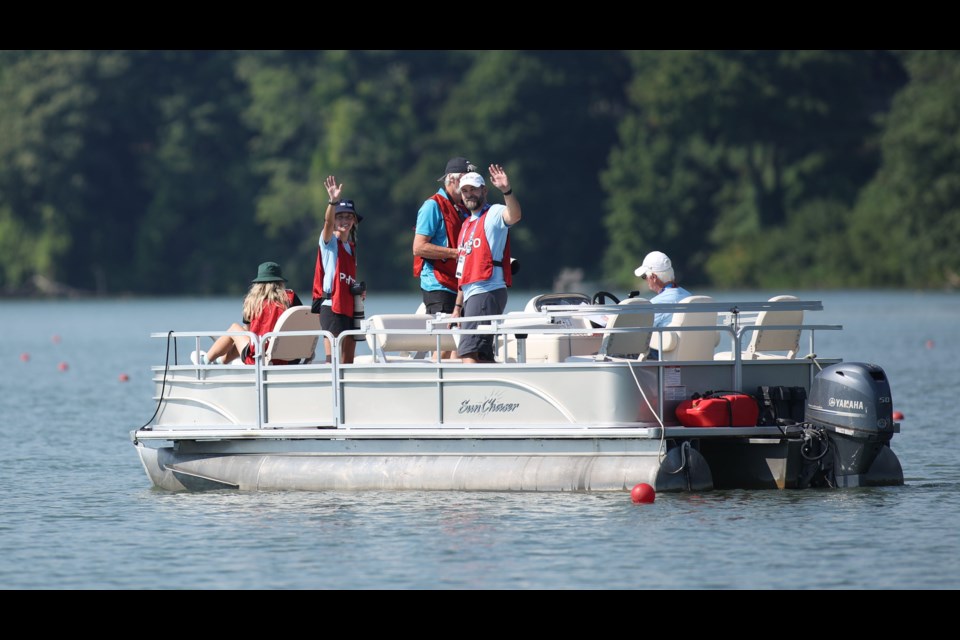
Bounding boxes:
1 290 958 589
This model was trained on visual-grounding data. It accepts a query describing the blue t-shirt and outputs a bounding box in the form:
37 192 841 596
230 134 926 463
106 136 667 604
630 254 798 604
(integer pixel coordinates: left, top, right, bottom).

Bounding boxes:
415 189 459 293
650 284 692 327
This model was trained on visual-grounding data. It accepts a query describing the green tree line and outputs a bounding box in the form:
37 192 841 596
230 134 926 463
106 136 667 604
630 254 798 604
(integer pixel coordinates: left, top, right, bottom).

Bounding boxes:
1 50 957 297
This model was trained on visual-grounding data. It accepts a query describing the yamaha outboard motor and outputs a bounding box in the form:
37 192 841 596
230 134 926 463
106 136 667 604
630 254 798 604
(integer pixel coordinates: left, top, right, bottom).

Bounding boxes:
803 362 898 487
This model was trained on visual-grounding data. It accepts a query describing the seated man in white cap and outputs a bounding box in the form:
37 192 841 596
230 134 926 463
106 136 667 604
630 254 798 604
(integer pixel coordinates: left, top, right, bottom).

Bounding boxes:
635 251 692 359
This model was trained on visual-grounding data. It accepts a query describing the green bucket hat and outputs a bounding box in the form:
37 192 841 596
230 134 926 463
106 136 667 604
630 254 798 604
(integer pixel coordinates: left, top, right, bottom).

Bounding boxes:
251 261 286 283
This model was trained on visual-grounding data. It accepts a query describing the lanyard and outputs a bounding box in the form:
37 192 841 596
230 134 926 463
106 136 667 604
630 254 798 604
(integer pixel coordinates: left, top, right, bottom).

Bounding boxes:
461 206 489 255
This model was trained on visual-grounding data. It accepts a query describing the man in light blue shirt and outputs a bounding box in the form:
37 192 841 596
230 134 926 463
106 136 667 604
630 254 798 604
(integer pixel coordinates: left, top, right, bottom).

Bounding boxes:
635 251 691 326
452 166 522 363
635 251 691 360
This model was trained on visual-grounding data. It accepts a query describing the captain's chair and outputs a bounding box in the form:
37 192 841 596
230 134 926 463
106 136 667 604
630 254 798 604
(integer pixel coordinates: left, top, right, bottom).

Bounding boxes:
649 295 719 361
562 298 654 362
597 298 654 359
715 294 803 360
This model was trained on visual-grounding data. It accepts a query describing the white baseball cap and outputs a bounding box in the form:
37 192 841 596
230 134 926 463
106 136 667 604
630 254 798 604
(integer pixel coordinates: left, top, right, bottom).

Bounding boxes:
459 172 485 189
634 251 672 279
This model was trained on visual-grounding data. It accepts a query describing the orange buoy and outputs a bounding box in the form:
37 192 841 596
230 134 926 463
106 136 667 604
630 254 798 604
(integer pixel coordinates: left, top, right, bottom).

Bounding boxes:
926 340 934 349
893 411 904 421
20 353 30 362
52 334 62 344
57 362 69 372
631 483 656 504
118 373 129 382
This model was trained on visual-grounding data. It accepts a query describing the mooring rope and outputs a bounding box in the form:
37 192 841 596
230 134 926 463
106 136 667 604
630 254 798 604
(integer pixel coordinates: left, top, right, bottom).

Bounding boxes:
135 330 174 437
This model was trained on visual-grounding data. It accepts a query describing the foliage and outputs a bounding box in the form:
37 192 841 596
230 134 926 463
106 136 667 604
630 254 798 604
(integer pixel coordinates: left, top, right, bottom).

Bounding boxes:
2 50 954 298
602 50 907 290
849 50 960 288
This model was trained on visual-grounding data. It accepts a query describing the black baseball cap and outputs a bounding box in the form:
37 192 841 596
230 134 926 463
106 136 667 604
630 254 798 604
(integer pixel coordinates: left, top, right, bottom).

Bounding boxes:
437 157 476 181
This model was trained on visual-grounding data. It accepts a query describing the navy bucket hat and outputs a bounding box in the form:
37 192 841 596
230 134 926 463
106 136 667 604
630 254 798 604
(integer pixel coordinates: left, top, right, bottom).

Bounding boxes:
333 199 363 223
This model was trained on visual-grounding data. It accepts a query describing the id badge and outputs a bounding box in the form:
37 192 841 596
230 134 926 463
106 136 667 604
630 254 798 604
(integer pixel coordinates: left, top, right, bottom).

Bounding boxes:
455 254 465 279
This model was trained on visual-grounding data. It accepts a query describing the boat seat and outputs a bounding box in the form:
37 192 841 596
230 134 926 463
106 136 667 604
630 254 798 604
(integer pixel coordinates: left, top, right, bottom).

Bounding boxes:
565 298 653 362
263 305 321 364
500 311 601 363
650 295 720 361
715 294 803 360
359 314 457 363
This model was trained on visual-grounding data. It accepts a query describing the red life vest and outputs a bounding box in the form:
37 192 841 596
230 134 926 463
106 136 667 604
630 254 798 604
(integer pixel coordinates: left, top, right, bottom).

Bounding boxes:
413 193 466 291
245 289 297 365
457 209 512 288
312 239 358 316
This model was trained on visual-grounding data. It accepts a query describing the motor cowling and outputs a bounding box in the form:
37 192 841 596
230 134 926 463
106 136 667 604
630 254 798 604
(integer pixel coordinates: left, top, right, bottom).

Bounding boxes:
805 362 895 480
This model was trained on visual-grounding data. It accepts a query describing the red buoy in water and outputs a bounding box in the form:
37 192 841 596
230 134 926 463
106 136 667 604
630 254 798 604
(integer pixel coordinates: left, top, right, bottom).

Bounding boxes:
926 340 934 349
52 334 61 344
631 483 656 504
20 353 30 362
118 373 129 382
57 362 69 372
893 410 904 421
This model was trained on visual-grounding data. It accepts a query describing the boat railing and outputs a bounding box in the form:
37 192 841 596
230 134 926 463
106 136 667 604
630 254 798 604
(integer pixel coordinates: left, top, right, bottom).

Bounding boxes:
151 300 839 373
355 300 841 402
154 330 260 368
152 327 339 429
423 299 838 360
147 299 840 432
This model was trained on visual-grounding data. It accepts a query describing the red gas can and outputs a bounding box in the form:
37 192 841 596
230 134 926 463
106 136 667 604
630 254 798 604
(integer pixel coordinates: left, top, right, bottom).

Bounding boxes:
676 393 760 427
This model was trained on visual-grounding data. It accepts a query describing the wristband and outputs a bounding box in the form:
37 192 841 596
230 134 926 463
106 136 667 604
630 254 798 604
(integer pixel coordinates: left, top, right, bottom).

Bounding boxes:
502 189 513 197
329 200 338 206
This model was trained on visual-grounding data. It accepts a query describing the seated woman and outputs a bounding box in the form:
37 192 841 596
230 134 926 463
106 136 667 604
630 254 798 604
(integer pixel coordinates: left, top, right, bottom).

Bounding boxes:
193 261 303 365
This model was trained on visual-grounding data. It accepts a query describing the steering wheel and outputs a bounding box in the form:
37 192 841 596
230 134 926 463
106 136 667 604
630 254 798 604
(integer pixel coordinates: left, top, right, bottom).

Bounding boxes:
591 291 621 305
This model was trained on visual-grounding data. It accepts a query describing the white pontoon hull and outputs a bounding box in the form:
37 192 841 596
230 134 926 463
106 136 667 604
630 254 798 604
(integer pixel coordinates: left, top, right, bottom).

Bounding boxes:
136 441 713 492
